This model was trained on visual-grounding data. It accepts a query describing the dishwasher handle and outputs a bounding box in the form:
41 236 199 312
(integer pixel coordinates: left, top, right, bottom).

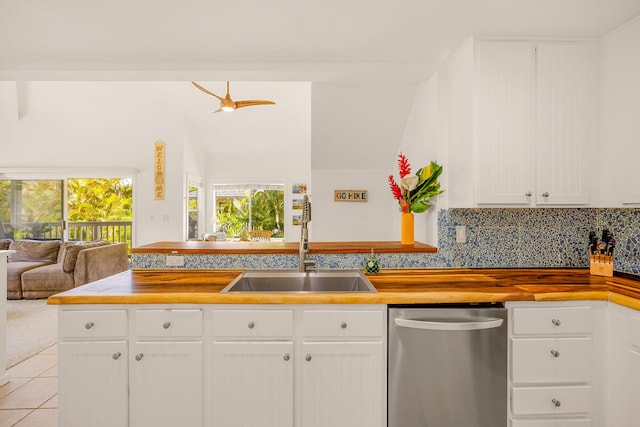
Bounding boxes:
394 316 504 331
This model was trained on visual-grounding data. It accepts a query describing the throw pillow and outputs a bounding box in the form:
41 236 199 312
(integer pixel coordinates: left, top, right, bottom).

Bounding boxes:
62 241 108 273
0 239 12 250
8 240 61 263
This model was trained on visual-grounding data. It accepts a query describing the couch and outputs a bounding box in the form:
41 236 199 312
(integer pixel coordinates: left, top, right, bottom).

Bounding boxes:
0 239 129 299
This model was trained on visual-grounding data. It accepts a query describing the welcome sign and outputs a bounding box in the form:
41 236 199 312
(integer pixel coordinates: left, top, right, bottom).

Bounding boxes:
334 190 368 202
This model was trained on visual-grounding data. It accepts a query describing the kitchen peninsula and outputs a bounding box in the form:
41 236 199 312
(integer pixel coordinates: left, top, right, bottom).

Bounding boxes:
49 246 640 427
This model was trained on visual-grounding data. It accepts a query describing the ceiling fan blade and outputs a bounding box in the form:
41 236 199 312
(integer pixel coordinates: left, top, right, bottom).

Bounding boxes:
191 81 224 102
234 100 276 109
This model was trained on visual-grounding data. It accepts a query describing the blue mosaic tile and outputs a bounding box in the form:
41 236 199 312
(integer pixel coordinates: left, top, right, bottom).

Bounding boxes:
132 208 640 277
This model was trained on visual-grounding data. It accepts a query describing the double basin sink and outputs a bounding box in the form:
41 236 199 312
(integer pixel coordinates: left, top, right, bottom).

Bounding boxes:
220 270 377 294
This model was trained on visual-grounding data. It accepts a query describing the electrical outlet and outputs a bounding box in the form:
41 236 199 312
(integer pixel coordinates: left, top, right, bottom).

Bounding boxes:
166 255 184 267
455 226 467 243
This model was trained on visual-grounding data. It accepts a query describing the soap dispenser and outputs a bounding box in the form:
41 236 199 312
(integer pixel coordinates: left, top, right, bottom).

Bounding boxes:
365 249 380 274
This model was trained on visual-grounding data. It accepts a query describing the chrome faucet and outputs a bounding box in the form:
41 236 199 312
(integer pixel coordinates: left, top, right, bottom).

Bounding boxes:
299 195 316 272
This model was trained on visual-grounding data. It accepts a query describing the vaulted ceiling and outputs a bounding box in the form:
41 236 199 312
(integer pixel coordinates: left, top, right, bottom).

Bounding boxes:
1 0 639 169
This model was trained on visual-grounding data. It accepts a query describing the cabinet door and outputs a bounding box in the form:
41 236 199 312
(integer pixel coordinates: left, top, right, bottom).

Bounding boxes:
130 341 203 427
301 342 383 427
476 40 535 205
535 42 597 205
210 341 294 427
59 341 128 427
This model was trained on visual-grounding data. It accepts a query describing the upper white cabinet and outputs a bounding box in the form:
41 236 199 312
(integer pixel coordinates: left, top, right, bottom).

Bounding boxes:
445 39 598 207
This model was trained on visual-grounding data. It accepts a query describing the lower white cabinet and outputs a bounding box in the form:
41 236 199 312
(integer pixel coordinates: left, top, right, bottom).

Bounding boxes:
130 341 203 427
210 341 294 427
58 304 386 427
301 342 383 427
606 302 640 427
507 301 605 427
59 341 128 427
209 305 386 427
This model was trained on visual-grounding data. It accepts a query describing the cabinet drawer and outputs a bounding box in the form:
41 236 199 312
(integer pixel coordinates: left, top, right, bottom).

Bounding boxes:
59 310 128 339
512 307 592 335
135 309 203 338
511 419 591 427
303 310 383 337
211 310 293 337
512 338 592 383
511 386 592 415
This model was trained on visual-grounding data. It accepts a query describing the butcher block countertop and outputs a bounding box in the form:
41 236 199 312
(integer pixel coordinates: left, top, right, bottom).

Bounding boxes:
47 268 640 308
131 240 437 254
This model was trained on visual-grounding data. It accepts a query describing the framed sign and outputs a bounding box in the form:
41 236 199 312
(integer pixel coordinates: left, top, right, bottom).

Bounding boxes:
154 141 165 200
334 190 368 202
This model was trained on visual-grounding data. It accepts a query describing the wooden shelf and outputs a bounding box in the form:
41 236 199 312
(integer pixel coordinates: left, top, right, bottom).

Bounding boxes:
131 241 437 255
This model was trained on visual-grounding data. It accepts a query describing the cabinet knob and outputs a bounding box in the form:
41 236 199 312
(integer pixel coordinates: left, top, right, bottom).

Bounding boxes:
551 318 561 326
305 354 312 362
135 353 144 361
340 322 347 329
283 353 290 362
85 321 95 330
112 352 122 360
550 349 560 358
525 191 532 197
542 192 550 198
163 321 171 329
552 398 561 407
248 321 255 329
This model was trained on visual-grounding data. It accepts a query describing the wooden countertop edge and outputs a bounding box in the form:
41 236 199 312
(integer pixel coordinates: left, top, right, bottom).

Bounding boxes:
46 269 640 308
131 241 437 255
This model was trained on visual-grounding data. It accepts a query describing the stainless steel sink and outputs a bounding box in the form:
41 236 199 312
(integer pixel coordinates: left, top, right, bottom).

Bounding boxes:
220 270 377 293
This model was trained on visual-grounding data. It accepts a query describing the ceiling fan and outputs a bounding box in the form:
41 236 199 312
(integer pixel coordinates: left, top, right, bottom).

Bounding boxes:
191 81 275 113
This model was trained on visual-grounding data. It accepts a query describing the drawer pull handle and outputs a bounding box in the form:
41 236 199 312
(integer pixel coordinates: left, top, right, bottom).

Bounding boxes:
542 192 550 198
85 321 95 330
163 321 171 329
552 398 561 407
248 321 255 329
550 349 560 358
112 352 122 360
135 353 144 361
525 191 532 197
551 318 561 326
305 354 312 362
340 322 347 329
283 353 290 362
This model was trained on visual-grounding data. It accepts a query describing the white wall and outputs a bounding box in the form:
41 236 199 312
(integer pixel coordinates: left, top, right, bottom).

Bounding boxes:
598 16 640 206
311 169 393 242
395 76 443 246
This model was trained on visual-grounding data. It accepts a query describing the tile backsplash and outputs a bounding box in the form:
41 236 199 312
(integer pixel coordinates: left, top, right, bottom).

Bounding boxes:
439 208 640 275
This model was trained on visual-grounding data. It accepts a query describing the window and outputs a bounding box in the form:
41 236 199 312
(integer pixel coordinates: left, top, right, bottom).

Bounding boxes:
213 184 285 240
0 175 133 246
186 176 203 240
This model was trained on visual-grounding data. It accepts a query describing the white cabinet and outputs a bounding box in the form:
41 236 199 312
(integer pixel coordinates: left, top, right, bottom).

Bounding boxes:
446 39 598 207
131 308 204 427
301 342 383 427
507 301 605 426
58 306 204 427
211 341 294 427
0 251 11 386
210 308 295 427
130 341 203 427
209 305 386 427
605 302 640 427
58 309 129 427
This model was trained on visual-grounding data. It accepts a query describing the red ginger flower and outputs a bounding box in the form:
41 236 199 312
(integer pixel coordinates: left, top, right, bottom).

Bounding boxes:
397 152 411 178
388 175 402 201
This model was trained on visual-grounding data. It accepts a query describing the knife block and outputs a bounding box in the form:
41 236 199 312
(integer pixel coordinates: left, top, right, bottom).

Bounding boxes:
590 254 614 277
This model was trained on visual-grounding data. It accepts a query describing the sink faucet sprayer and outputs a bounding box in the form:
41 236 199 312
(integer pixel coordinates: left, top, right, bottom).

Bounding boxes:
299 195 316 272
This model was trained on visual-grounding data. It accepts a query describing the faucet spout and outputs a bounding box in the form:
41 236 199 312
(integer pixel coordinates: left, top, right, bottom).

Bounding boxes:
299 195 316 272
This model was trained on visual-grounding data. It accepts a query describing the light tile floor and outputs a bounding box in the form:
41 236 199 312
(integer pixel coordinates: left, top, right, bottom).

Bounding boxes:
0 344 58 427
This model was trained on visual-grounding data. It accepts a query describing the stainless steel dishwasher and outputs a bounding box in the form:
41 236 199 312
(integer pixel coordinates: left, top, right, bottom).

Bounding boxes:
388 304 507 427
